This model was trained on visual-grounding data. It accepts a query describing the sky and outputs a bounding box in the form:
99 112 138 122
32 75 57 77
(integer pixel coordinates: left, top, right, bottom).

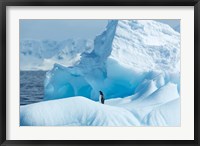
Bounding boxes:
20 19 180 41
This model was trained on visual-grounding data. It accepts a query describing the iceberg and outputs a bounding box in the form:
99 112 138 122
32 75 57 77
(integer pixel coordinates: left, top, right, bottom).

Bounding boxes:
44 20 180 101
20 20 180 126
20 81 180 126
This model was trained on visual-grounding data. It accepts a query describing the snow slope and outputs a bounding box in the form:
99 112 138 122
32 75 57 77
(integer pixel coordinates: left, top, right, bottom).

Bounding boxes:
20 20 180 126
20 39 93 70
106 81 180 126
20 96 140 126
20 81 180 126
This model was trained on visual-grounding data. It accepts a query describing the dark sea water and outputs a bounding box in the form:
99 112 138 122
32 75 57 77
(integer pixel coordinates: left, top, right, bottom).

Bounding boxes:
20 71 47 105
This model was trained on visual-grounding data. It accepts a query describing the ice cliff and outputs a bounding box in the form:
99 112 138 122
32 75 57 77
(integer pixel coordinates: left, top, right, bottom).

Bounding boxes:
44 20 180 101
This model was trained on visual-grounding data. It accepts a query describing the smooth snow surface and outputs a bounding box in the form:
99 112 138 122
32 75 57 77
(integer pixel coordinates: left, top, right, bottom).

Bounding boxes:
20 96 140 126
20 20 180 126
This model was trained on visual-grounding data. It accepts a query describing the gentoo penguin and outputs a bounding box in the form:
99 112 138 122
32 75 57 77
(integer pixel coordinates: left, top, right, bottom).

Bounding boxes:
99 91 105 104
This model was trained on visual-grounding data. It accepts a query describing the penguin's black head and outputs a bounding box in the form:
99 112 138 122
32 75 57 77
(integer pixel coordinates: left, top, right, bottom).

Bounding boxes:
99 91 103 95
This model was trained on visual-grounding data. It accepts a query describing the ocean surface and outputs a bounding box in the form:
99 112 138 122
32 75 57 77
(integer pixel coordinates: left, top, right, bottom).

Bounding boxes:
20 71 47 105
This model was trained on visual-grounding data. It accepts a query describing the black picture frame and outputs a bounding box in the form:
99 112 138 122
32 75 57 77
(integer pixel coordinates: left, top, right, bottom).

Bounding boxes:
0 0 199 145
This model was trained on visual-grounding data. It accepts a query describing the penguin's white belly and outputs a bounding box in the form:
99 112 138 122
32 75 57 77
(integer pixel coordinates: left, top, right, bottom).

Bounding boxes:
99 95 101 103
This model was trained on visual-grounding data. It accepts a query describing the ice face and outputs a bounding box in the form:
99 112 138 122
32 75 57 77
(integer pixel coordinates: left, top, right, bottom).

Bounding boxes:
44 20 180 101
110 20 180 72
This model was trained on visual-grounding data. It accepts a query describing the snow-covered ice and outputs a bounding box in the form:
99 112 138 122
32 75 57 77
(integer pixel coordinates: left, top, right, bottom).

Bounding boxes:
20 39 93 70
20 20 180 126
44 20 180 101
20 96 140 126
